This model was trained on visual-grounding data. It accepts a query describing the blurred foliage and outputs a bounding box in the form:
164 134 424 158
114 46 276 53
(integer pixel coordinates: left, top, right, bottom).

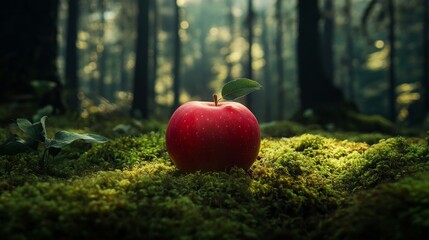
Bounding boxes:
54 0 429 125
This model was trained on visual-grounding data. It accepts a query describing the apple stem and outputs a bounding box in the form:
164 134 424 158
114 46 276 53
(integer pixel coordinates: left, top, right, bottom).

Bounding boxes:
213 94 221 106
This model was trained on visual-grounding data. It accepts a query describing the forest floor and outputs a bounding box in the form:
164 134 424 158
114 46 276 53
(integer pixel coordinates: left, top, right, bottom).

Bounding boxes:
0 112 428 239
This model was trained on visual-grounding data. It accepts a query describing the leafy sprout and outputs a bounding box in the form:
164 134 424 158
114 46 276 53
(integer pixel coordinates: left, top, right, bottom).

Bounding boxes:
0 116 108 171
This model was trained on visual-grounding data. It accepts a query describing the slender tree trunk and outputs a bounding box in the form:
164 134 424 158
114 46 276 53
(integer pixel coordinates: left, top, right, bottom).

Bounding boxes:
225 0 234 82
387 0 396 122
246 0 254 110
65 0 79 111
276 0 285 120
423 0 429 115
297 0 343 111
345 0 355 101
322 0 335 84
131 0 150 119
172 0 181 111
98 0 106 98
149 0 159 110
261 11 272 122
119 4 128 92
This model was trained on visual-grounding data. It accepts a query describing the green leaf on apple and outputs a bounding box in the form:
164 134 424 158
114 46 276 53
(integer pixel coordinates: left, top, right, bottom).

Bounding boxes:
221 78 262 100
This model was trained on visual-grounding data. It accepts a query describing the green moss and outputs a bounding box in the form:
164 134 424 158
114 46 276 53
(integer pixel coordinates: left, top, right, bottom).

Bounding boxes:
317 173 429 240
0 134 358 239
0 131 170 189
0 131 428 239
341 137 429 191
246 135 369 235
259 134 367 178
0 163 169 239
52 131 170 176
0 165 259 239
0 153 44 192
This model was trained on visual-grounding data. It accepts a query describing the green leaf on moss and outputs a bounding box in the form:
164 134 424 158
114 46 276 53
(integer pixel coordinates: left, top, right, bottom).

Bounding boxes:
47 131 108 149
221 78 262 100
16 116 47 142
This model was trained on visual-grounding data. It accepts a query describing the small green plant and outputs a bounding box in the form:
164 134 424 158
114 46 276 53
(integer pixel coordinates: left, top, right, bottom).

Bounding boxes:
0 116 108 171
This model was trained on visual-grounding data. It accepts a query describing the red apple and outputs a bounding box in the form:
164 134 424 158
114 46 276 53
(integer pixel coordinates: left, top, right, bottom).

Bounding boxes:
166 100 260 172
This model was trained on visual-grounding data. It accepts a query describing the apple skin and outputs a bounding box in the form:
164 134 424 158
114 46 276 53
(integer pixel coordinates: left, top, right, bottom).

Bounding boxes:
166 101 261 172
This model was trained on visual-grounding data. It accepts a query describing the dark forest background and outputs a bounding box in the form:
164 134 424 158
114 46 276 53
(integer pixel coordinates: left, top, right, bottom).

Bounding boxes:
1 0 428 131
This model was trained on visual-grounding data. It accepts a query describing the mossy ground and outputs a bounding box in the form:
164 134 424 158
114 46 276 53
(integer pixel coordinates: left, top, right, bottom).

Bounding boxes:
0 116 428 239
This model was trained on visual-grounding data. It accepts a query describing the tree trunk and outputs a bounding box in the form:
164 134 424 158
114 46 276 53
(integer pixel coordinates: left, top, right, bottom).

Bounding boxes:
276 0 285 120
98 0 106 98
131 0 150 119
387 0 396 122
119 2 130 92
172 1 181 111
225 0 234 83
149 0 159 110
423 0 429 115
0 0 64 113
246 0 254 111
322 0 335 84
344 0 355 101
297 0 343 111
262 11 272 122
65 0 79 112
